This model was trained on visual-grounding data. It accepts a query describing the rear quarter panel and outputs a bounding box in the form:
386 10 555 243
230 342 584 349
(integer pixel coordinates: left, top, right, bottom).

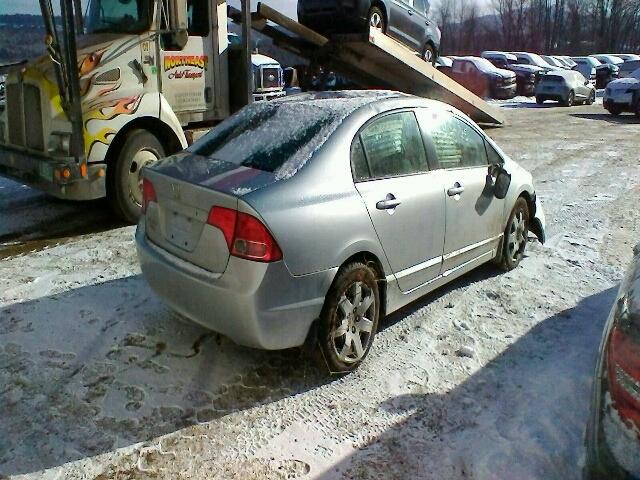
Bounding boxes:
242 105 391 277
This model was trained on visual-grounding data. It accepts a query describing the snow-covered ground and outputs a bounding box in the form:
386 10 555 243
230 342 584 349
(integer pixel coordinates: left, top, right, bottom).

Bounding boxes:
1 102 639 479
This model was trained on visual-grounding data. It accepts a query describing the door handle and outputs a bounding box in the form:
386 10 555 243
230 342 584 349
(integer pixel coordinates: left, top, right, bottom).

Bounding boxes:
376 194 401 210
408 9 414 15
447 183 465 196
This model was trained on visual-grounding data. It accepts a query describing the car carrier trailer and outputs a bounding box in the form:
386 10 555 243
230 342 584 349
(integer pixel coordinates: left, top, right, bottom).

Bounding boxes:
234 3 505 126
0 0 504 225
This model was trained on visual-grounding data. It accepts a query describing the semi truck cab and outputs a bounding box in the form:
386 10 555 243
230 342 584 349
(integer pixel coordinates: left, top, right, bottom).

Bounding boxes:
0 0 236 223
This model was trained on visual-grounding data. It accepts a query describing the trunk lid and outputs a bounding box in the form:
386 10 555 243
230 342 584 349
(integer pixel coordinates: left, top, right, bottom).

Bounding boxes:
143 152 276 274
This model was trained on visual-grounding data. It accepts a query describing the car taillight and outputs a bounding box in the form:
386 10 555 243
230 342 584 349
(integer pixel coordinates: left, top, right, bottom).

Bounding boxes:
207 206 282 263
607 317 640 430
142 178 157 214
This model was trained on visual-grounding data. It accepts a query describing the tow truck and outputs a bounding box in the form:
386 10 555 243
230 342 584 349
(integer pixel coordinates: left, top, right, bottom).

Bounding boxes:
0 0 504 223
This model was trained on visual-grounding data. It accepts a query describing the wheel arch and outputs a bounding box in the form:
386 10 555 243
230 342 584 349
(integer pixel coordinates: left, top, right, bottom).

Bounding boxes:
336 250 388 318
104 116 184 167
370 0 388 24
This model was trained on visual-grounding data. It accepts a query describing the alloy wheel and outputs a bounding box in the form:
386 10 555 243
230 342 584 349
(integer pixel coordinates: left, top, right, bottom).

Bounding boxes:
507 211 527 263
369 12 383 30
331 281 376 364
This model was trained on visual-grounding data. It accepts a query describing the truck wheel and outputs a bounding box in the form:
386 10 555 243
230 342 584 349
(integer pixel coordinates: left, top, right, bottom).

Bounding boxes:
107 129 165 224
367 6 386 33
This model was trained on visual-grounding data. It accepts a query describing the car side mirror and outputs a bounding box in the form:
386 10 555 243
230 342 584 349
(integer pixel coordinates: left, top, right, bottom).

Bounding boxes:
489 165 511 200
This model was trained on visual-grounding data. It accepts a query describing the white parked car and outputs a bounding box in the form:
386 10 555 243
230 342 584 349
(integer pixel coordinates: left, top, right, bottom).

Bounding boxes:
603 68 640 117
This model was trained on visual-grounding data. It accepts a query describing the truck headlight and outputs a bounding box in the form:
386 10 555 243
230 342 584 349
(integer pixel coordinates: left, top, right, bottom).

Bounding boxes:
48 131 72 155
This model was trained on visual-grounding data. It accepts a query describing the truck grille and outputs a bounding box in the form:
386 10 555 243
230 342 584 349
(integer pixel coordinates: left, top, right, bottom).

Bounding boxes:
24 84 44 151
5 82 45 151
260 67 282 90
6 83 24 146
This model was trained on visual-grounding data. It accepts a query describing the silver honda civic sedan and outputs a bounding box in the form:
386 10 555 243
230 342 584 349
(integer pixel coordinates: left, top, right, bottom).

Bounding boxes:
136 91 546 373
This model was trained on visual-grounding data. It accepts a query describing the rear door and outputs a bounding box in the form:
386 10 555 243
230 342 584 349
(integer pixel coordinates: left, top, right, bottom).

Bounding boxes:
353 110 446 292
387 0 419 51
417 109 505 274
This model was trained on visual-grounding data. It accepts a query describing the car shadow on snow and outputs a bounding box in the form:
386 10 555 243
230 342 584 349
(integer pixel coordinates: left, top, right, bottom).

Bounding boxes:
0 258 570 476
570 113 640 125
0 274 331 475
321 286 617 480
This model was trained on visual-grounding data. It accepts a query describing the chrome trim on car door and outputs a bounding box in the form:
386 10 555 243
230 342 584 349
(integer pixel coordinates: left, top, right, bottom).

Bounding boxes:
443 234 503 261
392 255 443 280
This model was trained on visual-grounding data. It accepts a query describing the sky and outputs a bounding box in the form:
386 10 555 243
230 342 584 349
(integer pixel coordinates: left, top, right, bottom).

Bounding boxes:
0 0 490 18
0 0 299 17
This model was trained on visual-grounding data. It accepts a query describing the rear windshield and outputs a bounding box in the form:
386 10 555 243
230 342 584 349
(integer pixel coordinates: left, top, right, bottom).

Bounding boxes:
189 97 366 180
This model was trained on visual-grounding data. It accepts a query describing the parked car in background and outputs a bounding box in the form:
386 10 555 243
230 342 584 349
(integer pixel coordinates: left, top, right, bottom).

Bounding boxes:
553 56 578 69
591 54 625 66
448 56 517 99
615 54 640 62
585 244 640 480
619 60 640 79
511 52 559 72
136 91 545 372
542 55 570 69
604 68 640 117
435 56 453 74
573 56 619 88
297 0 442 63
535 70 596 106
482 51 543 96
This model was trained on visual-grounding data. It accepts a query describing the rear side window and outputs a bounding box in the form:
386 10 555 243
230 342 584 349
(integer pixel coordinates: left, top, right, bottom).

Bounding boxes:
423 111 488 169
353 111 429 180
191 101 345 179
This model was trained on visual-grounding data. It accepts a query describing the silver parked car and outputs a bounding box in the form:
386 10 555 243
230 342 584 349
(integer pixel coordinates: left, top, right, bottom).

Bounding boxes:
535 70 596 106
136 91 546 372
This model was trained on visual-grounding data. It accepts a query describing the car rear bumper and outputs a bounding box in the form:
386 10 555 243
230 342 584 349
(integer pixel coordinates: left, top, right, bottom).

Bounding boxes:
0 144 105 200
492 84 517 99
136 222 337 350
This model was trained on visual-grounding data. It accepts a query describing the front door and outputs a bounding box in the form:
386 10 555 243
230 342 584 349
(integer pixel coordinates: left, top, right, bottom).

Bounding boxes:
160 0 214 114
352 110 446 292
417 109 505 274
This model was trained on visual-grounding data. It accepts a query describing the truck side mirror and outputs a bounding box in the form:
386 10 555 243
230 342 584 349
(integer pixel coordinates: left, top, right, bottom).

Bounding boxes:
166 0 188 50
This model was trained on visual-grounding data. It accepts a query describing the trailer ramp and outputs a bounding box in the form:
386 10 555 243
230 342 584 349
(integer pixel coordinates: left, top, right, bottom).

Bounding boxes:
243 3 504 126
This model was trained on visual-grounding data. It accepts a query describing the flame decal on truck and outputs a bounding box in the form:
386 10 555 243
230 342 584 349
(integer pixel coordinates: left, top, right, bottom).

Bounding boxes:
84 95 143 155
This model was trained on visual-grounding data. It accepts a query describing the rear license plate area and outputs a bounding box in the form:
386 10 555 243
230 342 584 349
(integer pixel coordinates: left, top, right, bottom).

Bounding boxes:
167 211 196 251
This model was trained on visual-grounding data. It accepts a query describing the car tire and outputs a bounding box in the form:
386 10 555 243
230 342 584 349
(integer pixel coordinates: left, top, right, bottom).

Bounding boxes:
107 129 165 224
608 106 622 116
497 197 530 272
367 6 386 33
536 96 544 105
423 44 437 65
317 262 380 373
563 91 575 107
587 90 596 105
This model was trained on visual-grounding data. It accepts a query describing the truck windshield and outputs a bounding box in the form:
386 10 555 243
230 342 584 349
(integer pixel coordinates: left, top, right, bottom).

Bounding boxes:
85 0 152 34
